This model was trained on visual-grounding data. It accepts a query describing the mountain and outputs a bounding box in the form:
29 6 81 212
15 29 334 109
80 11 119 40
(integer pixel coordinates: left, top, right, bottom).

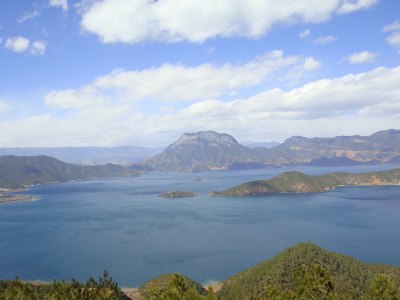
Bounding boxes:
0 146 163 165
218 242 400 299
144 131 270 171
211 168 400 196
0 155 137 189
269 129 400 165
144 129 400 171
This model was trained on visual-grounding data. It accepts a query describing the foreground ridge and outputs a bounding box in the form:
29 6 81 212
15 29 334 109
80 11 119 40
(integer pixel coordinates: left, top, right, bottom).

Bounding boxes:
1 243 400 299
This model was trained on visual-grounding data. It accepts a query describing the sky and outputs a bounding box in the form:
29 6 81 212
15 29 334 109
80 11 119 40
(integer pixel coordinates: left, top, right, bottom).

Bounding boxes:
0 0 399 147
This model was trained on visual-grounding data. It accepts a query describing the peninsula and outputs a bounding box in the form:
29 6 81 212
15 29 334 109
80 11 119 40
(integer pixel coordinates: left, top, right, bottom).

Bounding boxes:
0 191 36 204
211 168 400 196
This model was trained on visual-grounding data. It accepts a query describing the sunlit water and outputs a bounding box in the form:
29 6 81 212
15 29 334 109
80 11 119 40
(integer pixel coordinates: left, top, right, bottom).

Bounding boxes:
0 165 399 287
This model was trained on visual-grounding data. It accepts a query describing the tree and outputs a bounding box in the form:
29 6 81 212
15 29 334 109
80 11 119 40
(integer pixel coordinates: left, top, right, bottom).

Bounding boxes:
366 274 398 300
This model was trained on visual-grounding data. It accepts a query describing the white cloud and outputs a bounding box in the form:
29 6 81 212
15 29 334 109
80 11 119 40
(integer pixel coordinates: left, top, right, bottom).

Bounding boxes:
337 0 378 14
386 32 400 52
18 10 40 23
49 0 68 11
45 51 320 108
30 41 46 55
45 86 110 109
382 20 400 32
5 37 30 53
4 37 46 55
1 65 399 147
0 100 9 113
303 57 321 71
313 35 337 44
80 0 377 44
299 29 310 39
344 51 377 64
383 20 400 53
0 37 2 45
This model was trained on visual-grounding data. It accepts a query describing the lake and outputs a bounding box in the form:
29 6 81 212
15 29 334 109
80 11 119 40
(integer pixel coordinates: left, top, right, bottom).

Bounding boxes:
0 165 399 287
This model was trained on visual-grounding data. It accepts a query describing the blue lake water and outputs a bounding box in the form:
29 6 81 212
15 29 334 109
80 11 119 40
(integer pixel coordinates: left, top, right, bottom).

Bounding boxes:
0 165 399 287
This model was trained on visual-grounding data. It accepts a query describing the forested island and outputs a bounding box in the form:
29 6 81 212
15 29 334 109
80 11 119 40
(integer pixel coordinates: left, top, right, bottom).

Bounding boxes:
159 190 196 198
211 168 400 196
1 243 400 299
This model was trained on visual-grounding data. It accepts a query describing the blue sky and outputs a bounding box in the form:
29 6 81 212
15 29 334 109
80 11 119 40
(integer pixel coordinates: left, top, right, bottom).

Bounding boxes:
0 0 399 147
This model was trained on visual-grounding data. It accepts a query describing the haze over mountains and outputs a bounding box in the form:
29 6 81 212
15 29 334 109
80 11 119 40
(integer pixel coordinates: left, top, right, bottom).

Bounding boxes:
0 146 162 165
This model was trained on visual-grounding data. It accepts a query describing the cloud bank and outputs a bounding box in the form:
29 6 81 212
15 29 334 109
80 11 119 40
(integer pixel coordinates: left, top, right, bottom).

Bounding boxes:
45 51 320 108
80 0 378 44
0 63 399 147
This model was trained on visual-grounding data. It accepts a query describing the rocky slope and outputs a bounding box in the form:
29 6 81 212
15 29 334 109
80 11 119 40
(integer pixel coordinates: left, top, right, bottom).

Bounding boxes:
144 131 270 171
268 129 400 165
211 168 400 196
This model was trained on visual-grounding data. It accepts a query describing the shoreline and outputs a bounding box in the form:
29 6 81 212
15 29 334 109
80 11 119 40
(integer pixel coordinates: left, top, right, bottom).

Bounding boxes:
0 194 37 204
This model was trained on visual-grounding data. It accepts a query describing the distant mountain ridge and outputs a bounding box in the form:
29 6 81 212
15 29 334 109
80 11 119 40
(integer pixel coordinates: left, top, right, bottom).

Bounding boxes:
0 146 162 165
0 155 137 189
272 129 400 164
144 129 400 171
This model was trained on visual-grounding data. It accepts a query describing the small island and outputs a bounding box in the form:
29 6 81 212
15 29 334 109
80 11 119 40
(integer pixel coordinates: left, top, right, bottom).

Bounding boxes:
159 190 196 199
211 168 400 197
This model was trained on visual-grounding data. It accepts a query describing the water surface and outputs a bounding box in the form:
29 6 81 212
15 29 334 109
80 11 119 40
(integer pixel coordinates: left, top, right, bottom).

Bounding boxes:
0 165 399 286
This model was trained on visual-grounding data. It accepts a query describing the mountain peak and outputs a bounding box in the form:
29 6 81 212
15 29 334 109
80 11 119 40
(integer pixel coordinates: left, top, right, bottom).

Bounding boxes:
170 131 239 148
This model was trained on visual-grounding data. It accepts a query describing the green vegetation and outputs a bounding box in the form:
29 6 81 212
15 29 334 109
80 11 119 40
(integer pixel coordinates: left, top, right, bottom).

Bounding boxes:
212 168 400 196
139 273 212 299
1 244 400 299
0 155 137 189
0 271 127 300
218 243 400 299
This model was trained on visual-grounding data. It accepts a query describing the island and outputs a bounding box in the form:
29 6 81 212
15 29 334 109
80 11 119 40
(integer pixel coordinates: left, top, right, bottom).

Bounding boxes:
210 168 400 196
159 190 196 198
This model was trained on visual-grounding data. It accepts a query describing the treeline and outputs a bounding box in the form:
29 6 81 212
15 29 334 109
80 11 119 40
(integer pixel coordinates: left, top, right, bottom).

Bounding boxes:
0 271 127 300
